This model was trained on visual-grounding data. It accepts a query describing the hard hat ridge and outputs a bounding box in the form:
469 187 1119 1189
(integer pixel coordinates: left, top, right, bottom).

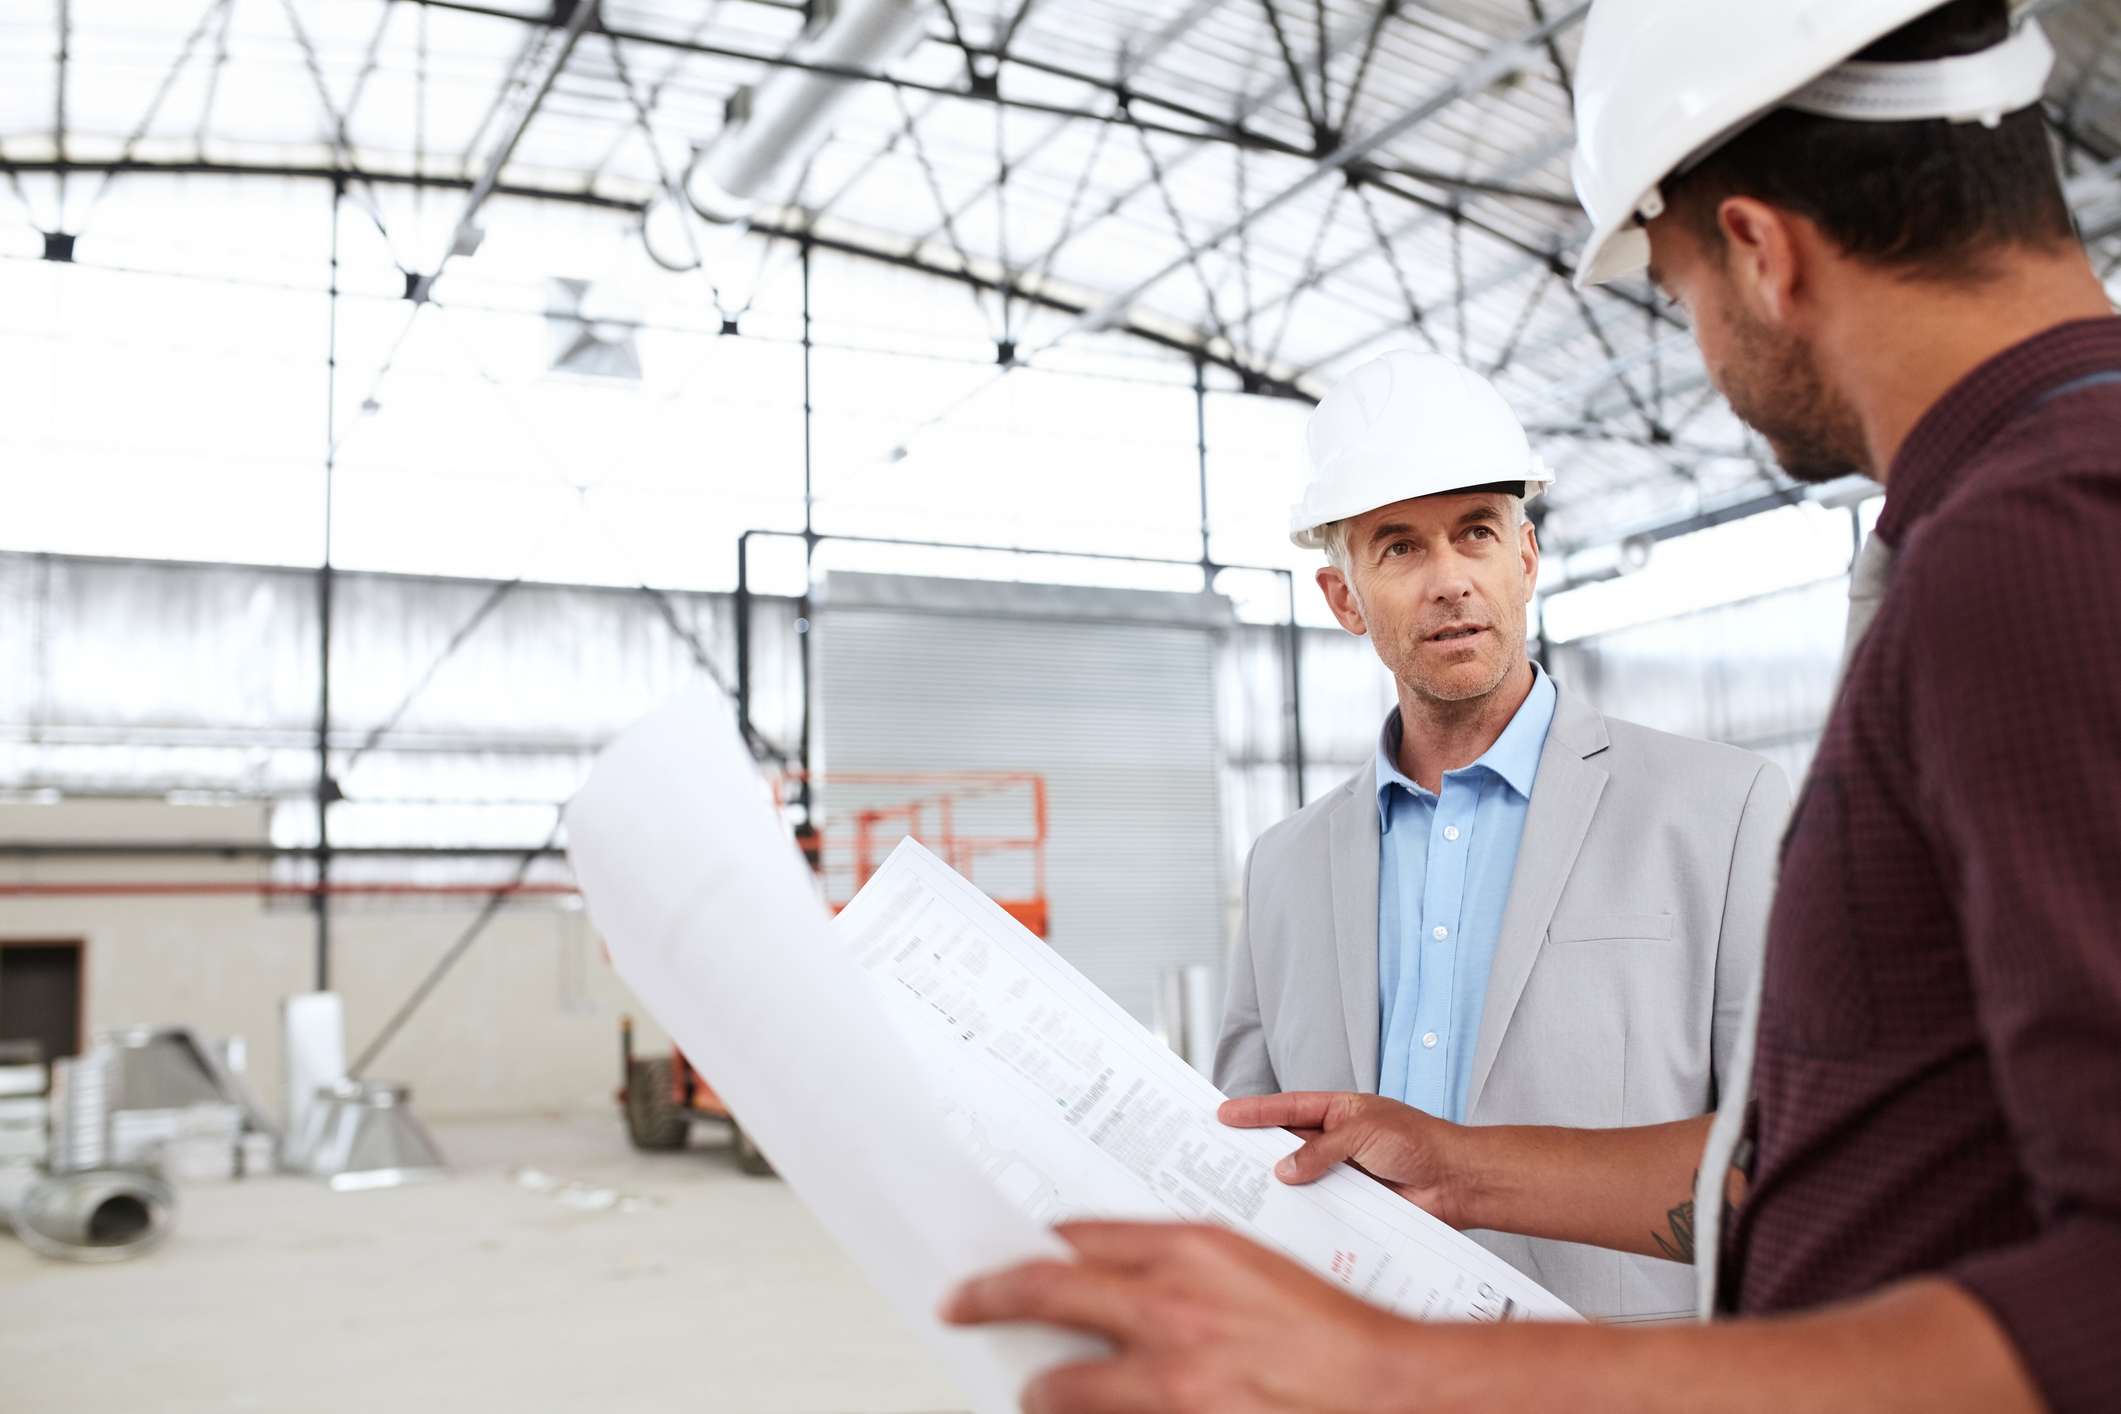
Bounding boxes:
1570 0 2056 288
1783 19 2051 126
1289 351 1551 550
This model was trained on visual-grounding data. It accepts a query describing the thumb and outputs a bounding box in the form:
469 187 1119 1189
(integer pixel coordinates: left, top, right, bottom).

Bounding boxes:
1272 1126 1363 1186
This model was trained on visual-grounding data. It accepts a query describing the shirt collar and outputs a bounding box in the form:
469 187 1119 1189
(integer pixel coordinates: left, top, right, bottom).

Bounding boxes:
1375 664 1558 829
1878 317 2121 548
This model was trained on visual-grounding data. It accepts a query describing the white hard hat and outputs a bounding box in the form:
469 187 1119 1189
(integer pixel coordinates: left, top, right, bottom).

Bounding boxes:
1571 0 2056 288
1289 351 1551 550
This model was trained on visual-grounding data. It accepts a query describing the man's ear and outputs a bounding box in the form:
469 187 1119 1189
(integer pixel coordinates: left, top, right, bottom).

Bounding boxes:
1718 196 1804 326
1316 566 1368 637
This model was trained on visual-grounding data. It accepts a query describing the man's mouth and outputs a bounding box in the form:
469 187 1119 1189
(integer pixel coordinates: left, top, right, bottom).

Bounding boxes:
1426 624 1486 644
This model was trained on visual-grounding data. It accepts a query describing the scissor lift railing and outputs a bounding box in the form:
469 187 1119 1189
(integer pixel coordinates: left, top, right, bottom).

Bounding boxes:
622 769 1051 1169
783 770 1050 939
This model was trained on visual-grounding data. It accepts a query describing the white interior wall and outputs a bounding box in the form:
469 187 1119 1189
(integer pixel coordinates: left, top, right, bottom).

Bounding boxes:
1549 575 1850 787
0 549 806 847
0 799 670 1123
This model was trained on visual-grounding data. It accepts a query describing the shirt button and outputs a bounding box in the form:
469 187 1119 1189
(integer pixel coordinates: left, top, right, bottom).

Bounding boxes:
1432 925 1448 940
1422 1032 1439 1049
1443 826 1460 840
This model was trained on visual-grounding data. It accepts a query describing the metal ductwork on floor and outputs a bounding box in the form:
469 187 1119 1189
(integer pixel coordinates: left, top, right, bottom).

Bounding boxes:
4 1167 176 1263
6 1049 179 1262
300 1080 448 1193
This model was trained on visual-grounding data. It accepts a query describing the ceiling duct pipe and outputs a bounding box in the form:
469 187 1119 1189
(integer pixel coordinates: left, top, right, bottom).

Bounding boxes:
686 0 935 221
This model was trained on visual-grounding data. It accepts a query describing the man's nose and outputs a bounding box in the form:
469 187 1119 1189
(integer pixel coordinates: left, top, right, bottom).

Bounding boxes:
1424 557 1476 602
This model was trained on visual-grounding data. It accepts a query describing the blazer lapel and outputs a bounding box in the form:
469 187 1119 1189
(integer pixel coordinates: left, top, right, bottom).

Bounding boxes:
1326 774 1382 1093
1464 683 1609 1119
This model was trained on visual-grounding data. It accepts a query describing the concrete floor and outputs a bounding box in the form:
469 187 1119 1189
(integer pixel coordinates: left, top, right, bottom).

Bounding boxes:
0 1115 966 1414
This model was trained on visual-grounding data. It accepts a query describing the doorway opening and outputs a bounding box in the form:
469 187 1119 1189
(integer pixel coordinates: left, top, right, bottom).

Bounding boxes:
0 941 84 1064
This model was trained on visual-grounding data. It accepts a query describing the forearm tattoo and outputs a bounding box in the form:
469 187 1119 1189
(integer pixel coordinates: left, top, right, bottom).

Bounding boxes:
1653 1181 1698 1263
1653 1149 1750 1265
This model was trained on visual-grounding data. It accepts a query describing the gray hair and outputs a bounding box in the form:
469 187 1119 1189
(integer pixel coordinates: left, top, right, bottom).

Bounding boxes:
1320 519 1355 577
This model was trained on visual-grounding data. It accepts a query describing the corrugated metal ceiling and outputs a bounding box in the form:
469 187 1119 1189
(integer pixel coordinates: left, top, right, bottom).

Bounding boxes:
3 0 2119 551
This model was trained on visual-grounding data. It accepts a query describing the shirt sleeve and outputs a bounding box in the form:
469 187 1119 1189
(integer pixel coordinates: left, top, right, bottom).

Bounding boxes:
1900 476 2121 1414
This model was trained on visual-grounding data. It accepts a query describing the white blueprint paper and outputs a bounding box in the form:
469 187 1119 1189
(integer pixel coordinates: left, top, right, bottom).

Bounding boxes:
564 687 1101 1414
842 837 1580 1325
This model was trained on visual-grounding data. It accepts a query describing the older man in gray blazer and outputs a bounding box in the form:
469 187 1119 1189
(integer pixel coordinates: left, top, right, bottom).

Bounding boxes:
1215 351 1786 1322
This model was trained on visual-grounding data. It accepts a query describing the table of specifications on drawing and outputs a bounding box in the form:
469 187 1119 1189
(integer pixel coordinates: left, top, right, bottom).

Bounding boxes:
838 840 1579 1324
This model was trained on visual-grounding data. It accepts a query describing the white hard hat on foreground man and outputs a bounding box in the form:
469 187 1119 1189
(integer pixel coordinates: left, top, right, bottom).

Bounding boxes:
1570 0 2057 288
948 1 2117 1410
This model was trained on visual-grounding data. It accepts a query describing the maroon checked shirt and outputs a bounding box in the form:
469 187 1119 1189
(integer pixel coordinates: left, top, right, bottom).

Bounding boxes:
1723 318 2121 1414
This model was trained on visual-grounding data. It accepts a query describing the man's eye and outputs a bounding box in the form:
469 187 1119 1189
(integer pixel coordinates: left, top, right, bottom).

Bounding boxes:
1383 542 1410 557
1467 526 1494 540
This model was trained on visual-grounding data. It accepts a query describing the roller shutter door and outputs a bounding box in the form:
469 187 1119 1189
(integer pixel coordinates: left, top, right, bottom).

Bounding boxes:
813 573 1226 1024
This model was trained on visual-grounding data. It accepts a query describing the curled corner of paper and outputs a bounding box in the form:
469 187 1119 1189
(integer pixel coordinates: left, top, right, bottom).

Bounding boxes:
564 684 1100 1414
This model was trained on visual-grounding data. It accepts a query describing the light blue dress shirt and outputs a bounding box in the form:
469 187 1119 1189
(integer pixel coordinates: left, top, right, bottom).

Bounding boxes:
1376 665 1556 1121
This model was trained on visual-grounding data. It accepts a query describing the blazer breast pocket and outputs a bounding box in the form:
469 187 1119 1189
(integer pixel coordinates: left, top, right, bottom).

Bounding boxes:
1546 912 1674 945
1505 911 1683 1128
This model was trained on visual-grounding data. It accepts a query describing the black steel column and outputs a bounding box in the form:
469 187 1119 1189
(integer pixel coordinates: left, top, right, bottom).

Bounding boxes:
734 531 753 747
796 237 815 820
1194 355 1215 586
314 178 343 990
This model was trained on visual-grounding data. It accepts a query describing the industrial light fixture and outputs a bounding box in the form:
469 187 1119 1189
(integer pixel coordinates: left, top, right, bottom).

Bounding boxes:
685 0 936 222
547 278 643 381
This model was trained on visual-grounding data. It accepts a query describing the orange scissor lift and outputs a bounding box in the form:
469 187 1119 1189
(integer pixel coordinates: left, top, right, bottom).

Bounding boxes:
620 771 1049 1171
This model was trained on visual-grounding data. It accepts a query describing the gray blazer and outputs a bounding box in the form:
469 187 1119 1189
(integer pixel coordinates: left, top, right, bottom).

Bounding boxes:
1215 679 1788 1321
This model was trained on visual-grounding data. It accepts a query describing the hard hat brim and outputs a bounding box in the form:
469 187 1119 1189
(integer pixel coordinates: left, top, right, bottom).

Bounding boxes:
1288 466 1552 548
1575 220 1652 290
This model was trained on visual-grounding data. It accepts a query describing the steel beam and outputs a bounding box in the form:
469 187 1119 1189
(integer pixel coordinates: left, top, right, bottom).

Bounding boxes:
415 0 1307 155
1514 325 1700 414
863 0 1246 241
0 153 1311 392
0 157 646 211
1048 2 1589 347
1123 0 1234 79
742 212 1315 396
1221 128 1573 367
1542 472 1879 561
909 0 1398 273
411 0 602 302
1281 177 1576 371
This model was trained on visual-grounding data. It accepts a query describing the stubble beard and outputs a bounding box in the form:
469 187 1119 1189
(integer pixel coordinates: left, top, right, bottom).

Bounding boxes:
1717 302 1868 485
1385 618 1525 717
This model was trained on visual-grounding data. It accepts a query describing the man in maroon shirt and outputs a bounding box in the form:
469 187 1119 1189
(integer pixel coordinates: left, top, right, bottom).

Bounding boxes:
944 2 2118 1410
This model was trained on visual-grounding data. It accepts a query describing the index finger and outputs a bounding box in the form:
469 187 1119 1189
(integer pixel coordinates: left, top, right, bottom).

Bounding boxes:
1218 1091 1343 1131
1054 1220 1245 1274
943 1256 1147 1341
